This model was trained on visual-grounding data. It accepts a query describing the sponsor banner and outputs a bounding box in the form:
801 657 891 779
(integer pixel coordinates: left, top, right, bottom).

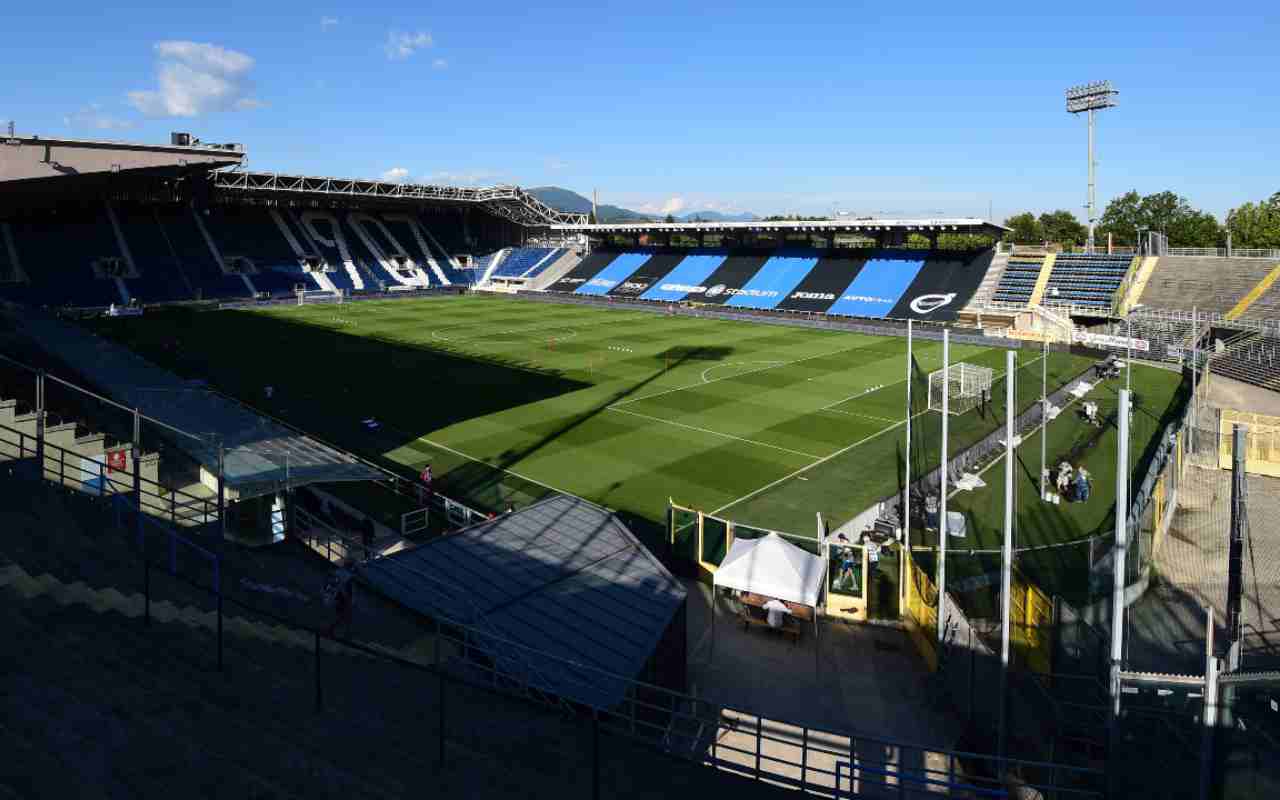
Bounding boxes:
825 258 925 318
548 251 619 292
1074 331 1150 352
887 251 993 321
678 255 770 306
775 257 867 312
639 254 727 302
573 252 651 295
725 256 819 310
606 253 686 297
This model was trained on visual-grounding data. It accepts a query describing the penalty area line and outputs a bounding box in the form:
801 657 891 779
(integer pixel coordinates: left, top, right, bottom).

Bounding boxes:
607 406 824 460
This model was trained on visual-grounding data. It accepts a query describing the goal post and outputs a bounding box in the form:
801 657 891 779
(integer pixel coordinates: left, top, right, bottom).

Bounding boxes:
928 362 995 416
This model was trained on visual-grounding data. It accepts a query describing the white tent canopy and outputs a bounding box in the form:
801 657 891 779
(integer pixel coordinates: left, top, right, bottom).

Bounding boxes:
713 533 825 608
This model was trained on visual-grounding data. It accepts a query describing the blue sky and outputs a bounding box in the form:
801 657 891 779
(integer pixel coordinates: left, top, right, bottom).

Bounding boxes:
3 1 1277 219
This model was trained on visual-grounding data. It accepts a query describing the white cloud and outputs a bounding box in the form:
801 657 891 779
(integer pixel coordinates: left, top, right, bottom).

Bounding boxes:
320 16 339 30
128 41 262 118
380 167 410 183
431 58 448 70
637 196 688 216
64 104 135 131
384 31 433 60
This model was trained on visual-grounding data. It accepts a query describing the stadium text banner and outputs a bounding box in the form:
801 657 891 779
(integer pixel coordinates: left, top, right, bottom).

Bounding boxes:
1073 331 1150 352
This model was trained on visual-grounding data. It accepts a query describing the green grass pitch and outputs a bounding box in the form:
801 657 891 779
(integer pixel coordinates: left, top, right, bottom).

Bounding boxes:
90 295 1183 568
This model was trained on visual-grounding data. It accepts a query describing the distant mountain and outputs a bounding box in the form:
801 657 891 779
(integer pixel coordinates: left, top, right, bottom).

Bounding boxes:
527 187 756 224
675 210 758 222
527 187 651 223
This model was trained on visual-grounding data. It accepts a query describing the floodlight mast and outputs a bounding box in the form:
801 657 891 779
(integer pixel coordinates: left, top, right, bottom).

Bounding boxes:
1065 81 1119 253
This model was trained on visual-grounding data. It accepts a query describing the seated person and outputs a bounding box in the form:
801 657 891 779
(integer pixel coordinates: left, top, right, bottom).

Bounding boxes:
1081 401 1100 426
1056 462 1074 496
762 598 791 629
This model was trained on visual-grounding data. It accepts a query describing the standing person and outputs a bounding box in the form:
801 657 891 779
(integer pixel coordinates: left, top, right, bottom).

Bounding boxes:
323 565 354 638
418 464 433 505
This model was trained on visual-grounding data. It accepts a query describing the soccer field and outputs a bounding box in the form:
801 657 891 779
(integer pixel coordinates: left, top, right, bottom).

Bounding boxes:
93 295 1111 545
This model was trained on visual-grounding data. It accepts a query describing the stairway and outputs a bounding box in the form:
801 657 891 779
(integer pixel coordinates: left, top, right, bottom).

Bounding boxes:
962 249 1010 311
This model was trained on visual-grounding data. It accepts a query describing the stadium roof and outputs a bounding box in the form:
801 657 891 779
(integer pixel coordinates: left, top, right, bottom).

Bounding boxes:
361 494 687 709
10 308 383 498
211 170 585 227
553 217 1008 236
0 134 244 187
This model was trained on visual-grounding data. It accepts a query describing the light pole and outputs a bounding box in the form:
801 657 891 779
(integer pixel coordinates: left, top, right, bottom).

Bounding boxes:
1066 81 1119 253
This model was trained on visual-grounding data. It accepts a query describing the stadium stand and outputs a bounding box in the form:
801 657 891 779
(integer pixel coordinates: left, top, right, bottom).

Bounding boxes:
203 206 321 296
491 247 557 279
990 255 1046 305
150 208 251 300
1 213 125 307
1040 253 1133 310
1209 333 1280 392
0 221 25 283
1137 256 1280 319
112 206 197 303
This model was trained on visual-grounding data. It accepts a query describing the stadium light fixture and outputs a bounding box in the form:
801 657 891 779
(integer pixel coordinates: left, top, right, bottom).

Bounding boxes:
1066 80 1118 253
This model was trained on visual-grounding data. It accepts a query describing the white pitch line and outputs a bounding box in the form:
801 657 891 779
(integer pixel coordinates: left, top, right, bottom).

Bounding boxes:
608 406 823 460
415 436 567 496
823 408 901 424
611 340 874 409
711 352 1050 517
699 360 785 384
710 417 914 516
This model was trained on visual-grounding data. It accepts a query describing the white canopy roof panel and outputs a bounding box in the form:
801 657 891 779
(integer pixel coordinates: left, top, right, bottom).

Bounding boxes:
713 533 825 608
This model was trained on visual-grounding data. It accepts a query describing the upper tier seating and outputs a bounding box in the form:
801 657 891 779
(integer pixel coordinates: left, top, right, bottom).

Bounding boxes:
491 247 558 278
1041 254 1132 310
149 209 250 300
1137 256 1280 319
0 205 477 307
990 256 1045 305
0 215 123 307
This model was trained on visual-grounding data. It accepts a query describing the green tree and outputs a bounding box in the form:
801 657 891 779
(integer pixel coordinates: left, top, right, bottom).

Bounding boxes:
1003 212 1043 244
587 209 597 224
1038 210 1088 246
1225 191 1280 249
1097 190 1223 248
664 213 675 223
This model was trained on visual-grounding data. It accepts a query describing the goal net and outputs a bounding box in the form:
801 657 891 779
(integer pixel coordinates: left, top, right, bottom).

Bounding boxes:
296 286 344 306
928 362 994 415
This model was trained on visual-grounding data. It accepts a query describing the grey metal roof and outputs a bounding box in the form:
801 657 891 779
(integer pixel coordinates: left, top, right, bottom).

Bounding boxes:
14 310 382 498
361 494 687 709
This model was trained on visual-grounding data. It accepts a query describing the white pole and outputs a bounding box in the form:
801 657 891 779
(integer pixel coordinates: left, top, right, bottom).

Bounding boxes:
903 320 913 553
937 330 950 646
1087 107 1096 252
902 321 914 614
1109 389 1131 723
1040 339 1048 499
998 350 1016 761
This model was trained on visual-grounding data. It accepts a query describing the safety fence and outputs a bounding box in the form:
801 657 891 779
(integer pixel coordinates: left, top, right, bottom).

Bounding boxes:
1219 409 1280 478
3 458 1107 799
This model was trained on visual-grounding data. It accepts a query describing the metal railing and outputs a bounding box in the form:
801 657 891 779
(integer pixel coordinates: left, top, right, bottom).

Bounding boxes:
3 432 1105 798
0 421 219 527
1165 247 1280 259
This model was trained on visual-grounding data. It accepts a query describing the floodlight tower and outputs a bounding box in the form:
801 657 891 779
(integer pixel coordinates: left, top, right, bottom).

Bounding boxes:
1065 81 1118 253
